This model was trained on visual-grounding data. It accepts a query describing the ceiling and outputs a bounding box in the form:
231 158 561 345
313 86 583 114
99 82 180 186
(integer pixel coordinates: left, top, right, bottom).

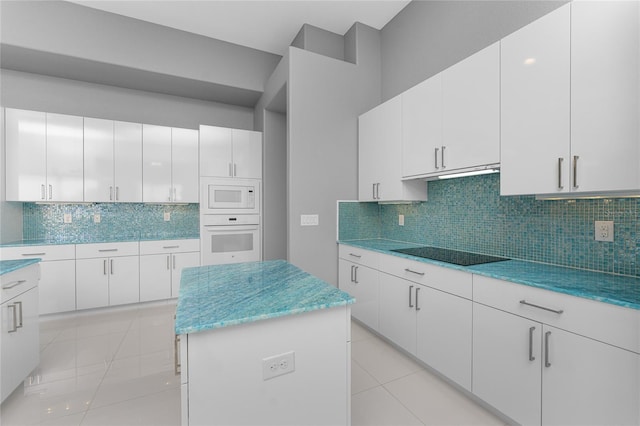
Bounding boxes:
67 0 411 56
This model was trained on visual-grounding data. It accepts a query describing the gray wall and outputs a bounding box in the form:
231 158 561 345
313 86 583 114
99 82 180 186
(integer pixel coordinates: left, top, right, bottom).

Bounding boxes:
380 0 567 100
287 23 381 284
1 69 254 130
263 110 288 260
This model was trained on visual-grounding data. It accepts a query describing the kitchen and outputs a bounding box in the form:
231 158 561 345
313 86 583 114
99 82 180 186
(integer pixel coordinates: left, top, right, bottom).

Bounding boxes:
1 0 639 425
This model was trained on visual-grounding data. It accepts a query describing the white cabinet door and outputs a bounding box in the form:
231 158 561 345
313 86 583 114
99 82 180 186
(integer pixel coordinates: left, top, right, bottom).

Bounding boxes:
199 125 233 177
39 260 76 315
171 128 199 202
76 258 110 310
171 252 200 298
416 287 472 391
338 259 379 331
84 117 114 202
232 129 262 179
500 4 571 196
5 108 47 201
139 254 172 302
541 325 640 426
442 43 500 172
108 256 139 306
143 124 172 202
46 113 84 202
402 75 443 178
570 0 640 193
472 303 542 426
114 121 142 202
378 272 417 355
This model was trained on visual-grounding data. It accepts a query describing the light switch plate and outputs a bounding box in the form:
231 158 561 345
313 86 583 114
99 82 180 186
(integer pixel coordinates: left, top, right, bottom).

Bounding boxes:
301 214 319 226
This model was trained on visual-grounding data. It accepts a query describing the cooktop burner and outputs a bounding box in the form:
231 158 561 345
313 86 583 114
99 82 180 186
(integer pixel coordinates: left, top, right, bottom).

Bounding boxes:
391 246 509 266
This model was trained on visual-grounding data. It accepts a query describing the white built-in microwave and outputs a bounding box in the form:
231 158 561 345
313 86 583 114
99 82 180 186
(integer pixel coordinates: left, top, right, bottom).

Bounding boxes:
200 177 260 215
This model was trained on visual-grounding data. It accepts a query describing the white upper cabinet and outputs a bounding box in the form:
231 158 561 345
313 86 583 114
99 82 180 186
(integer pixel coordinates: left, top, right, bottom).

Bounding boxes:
85 119 142 203
500 4 571 195
143 125 198 203
199 125 262 179
402 74 443 178
5 109 84 202
5 108 47 201
114 121 143 202
570 0 640 193
441 42 500 173
501 2 640 196
358 97 427 202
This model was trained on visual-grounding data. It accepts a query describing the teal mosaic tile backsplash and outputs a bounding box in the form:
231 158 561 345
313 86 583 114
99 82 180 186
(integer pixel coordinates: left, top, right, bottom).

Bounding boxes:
22 203 199 243
339 173 640 277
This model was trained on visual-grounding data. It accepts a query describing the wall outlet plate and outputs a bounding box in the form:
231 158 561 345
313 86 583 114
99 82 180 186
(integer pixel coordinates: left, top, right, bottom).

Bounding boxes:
399 214 405 226
262 351 295 380
595 220 614 242
63 213 72 224
164 212 171 221
93 214 101 223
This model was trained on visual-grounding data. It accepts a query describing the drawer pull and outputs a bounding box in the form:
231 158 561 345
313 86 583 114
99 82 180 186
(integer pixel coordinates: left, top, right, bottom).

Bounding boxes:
2 279 26 290
353 266 359 284
415 287 421 311
8 304 18 333
174 333 181 375
99 249 118 252
15 301 23 328
349 253 362 259
404 268 425 276
408 285 414 308
545 331 552 368
528 326 536 361
163 245 180 249
21 253 45 256
519 300 564 315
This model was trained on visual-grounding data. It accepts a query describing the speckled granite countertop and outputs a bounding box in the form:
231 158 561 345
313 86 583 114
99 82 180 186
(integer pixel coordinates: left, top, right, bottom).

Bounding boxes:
0 235 200 247
0 259 41 275
340 239 640 310
175 260 355 335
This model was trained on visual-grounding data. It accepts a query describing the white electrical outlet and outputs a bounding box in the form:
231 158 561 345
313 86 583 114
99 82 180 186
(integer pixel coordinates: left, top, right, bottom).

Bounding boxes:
63 213 72 224
164 212 171 221
262 351 295 380
93 214 101 223
300 214 319 226
595 221 614 242
399 214 405 226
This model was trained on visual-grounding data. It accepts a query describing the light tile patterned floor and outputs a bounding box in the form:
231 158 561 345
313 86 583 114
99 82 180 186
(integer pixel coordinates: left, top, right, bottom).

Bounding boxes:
1 303 506 425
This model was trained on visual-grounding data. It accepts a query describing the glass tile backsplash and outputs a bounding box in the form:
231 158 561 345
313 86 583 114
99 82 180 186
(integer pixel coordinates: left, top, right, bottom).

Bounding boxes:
23 203 199 243
339 173 640 277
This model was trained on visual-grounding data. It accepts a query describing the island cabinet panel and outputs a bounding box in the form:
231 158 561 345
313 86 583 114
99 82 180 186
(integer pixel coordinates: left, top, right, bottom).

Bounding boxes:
185 306 350 426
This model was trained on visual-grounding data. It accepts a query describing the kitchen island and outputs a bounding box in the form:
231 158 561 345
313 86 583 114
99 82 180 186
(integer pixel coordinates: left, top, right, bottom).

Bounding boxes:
175 260 354 426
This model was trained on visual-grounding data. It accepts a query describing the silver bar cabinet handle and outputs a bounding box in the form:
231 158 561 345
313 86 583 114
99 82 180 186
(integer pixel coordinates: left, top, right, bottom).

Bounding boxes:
41 184 45 200
353 266 358 283
22 253 45 256
520 300 564 315
15 301 23 328
408 285 414 308
163 245 180 249
573 155 579 188
529 326 536 361
229 163 233 177
405 268 425 276
99 249 118 253
558 158 564 189
349 253 362 259
174 334 181 375
233 163 237 177
441 146 446 169
434 147 440 169
376 183 381 199
116 186 120 201
110 259 114 275
372 183 376 200
167 255 171 270
2 279 26 290
545 331 552 367
8 304 18 333
48 184 52 200
103 259 107 275
172 255 176 270
415 287 421 311
110 186 113 201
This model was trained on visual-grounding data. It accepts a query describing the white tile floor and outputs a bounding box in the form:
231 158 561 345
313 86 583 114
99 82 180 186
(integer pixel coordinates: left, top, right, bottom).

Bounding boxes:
1 303 506 426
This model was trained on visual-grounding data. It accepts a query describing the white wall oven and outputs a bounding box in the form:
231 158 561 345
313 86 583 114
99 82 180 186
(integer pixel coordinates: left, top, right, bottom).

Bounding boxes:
200 177 259 215
200 214 261 265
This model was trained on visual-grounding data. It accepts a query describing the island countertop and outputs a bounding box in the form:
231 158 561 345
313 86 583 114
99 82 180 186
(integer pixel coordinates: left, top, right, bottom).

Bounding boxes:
0 259 41 276
175 260 355 335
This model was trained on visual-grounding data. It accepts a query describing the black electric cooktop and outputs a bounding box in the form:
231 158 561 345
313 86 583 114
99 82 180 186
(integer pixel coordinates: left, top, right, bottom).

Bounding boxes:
391 246 509 267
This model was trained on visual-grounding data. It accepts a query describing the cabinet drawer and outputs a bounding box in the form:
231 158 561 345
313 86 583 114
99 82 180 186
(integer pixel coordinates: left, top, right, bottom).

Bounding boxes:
473 274 640 354
380 253 472 299
338 245 379 269
76 242 139 259
140 239 199 255
1 263 39 304
0 244 75 262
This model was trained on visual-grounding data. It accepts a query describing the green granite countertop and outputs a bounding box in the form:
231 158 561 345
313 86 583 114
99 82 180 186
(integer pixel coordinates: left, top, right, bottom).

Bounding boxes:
0 259 41 276
175 260 355 335
339 239 640 310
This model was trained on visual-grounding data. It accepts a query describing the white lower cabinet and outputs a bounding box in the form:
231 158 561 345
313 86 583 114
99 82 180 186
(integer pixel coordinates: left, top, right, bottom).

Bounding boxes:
75 242 139 310
0 245 76 315
139 240 200 302
1 263 39 403
338 259 379 331
379 272 418 354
